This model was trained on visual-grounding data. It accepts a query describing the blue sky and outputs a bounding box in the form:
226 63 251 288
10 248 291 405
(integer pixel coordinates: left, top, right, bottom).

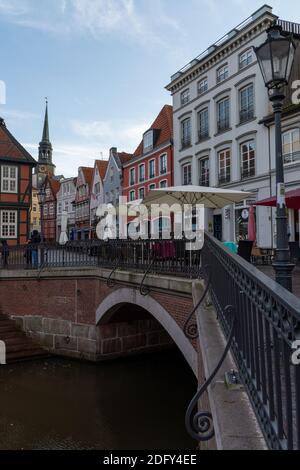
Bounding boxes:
0 0 299 177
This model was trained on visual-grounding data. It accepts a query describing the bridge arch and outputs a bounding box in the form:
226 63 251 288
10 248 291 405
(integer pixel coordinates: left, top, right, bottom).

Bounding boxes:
96 287 197 376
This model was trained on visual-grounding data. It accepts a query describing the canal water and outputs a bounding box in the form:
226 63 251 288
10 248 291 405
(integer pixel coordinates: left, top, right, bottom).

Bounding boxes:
0 350 196 450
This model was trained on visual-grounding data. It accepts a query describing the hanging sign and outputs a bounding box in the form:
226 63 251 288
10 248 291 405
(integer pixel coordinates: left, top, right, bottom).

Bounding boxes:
277 183 286 209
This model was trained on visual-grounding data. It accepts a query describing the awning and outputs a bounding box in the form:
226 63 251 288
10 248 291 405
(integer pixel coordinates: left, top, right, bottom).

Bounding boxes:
256 188 300 210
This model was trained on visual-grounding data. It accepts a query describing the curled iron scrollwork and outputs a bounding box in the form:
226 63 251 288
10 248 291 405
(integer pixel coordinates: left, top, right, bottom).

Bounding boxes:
185 305 236 442
183 267 211 340
106 257 121 288
139 255 156 296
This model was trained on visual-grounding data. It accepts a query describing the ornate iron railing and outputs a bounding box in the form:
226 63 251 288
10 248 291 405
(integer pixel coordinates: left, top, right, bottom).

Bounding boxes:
0 239 202 279
201 232 300 450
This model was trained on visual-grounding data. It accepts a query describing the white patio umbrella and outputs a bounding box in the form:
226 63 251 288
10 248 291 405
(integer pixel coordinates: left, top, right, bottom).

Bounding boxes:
142 185 253 209
59 211 69 245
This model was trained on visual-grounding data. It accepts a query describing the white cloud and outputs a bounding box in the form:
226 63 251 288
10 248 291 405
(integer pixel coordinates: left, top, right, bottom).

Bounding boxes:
0 0 185 50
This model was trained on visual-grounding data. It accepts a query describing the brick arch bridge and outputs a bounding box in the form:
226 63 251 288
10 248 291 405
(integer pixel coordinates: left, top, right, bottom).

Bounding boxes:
96 287 197 375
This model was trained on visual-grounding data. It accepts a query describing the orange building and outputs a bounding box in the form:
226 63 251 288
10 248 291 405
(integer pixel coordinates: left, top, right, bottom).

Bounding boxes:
0 117 37 246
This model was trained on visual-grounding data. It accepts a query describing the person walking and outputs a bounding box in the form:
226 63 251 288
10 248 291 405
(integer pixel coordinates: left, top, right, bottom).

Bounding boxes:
0 239 9 268
30 230 41 268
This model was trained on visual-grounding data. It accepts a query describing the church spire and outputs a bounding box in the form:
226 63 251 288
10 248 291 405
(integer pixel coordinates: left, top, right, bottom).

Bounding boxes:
36 98 55 186
41 98 50 142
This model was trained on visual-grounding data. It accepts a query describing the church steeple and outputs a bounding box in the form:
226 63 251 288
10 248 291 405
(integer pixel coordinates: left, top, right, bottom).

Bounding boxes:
41 99 50 143
35 98 55 187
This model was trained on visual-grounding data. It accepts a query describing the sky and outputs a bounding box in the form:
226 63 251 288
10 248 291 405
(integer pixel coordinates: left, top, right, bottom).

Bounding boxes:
0 0 300 177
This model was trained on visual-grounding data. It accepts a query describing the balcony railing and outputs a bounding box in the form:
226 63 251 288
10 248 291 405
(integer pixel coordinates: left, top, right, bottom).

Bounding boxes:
202 232 300 450
198 129 209 141
283 151 300 165
218 173 231 185
0 239 202 278
181 138 191 149
240 108 254 124
217 118 230 133
199 175 210 187
241 167 255 179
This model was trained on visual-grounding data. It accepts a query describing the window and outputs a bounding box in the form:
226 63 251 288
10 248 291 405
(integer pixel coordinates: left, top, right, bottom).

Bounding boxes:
139 187 145 200
143 130 154 152
64 201 69 212
149 160 155 179
199 158 210 187
181 89 190 105
149 183 156 191
160 180 167 188
160 154 167 174
129 168 135 186
198 108 209 141
198 77 208 95
43 205 48 216
217 98 230 132
110 167 114 182
1 165 18 193
181 118 191 148
239 49 253 69
49 203 54 216
0 210 17 238
58 203 62 214
282 129 300 164
241 140 255 179
239 84 254 123
129 190 135 202
95 182 100 194
139 164 145 182
217 64 229 83
182 163 192 185
218 149 231 184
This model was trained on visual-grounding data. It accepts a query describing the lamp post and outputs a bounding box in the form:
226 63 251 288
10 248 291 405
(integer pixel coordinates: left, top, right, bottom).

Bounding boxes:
37 187 46 242
254 24 297 292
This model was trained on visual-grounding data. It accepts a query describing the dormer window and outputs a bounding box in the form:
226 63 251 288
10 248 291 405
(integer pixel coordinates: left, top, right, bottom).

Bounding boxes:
143 130 154 153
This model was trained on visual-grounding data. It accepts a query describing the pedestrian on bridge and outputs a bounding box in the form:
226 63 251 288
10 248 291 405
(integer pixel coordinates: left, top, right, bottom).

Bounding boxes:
0 239 9 268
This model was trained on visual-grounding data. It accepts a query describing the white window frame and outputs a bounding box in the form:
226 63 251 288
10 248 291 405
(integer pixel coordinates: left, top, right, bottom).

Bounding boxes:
159 180 168 188
217 64 229 83
139 163 145 183
148 159 156 179
0 210 17 238
218 148 231 184
282 128 300 164
159 153 168 175
182 163 192 185
240 140 256 179
138 187 145 200
181 88 190 105
149 183 156 191
129 168 135 186
129 190 135 202
1 165 18 193
239 49 253 69
198 77 208 95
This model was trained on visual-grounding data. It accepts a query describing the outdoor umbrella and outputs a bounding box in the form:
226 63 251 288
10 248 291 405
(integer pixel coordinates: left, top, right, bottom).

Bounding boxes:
247 205 256 242
142 185 253 209
256 188 300 210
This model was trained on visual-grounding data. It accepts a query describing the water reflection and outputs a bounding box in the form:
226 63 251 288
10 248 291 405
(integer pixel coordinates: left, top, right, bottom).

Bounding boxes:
0 350 196 450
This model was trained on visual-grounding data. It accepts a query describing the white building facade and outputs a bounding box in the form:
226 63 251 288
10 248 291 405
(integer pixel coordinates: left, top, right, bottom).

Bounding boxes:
56 177 76 241
167 5 300 248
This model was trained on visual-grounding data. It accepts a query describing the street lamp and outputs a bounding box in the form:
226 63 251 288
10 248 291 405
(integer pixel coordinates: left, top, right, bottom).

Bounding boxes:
254 24 296 292
37 187 46 242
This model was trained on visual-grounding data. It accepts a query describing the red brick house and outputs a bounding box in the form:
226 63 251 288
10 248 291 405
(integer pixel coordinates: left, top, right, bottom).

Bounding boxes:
0 117 37 245
74 166 93 240
40 176 61 242
122 105 173 203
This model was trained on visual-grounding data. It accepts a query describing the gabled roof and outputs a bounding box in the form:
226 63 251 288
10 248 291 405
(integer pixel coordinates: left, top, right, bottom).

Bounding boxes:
115 152 133 169
80 167 94 188
133 105 173 158
95 159 108 180
0 118 37 165
48 177 61 196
